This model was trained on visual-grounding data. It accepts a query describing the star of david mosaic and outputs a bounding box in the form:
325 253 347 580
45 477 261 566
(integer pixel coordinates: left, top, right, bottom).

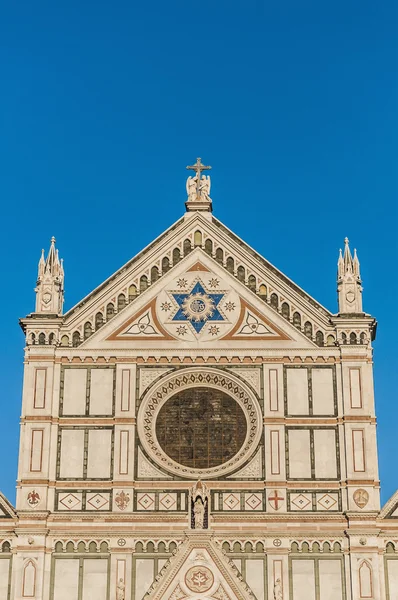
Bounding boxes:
170 280 226 333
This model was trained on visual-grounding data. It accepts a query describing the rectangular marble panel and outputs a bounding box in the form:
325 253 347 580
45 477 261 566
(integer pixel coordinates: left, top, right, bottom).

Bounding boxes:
270 430 281 475
121 370 131 411
53 559 79 600
82 559 108 600
0 558 10 600
349 368 362 408
288 430 311 479
135 559 154 600
352 429 366 472
89 369 113 415
30 429 44 472
86 492 110 511
246 560 264 600
314 429 337 479
59 429 85 478
387 560 398 600
312 368 334 415
269 369 279 411
291 560 316 600
287 369 309 415
34 368 46 409
319 560 343 600
87 430 112 478
119 430 129 475
63 369 87 415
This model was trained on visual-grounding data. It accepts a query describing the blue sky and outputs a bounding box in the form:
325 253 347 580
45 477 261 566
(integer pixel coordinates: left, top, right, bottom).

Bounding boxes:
0 1 396 504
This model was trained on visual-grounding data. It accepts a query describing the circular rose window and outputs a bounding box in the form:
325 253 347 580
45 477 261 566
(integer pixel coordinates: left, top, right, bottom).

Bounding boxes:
137 368 262 478
156 387 247 469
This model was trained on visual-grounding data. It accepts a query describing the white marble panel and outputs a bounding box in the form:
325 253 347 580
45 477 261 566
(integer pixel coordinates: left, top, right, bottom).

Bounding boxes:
319 560 343 600
312 368 334 415
59 430 85 478
352 429 366 472
292 560 316 600
314 429 337 479
30 429 44 472
53 559 79 600
82 559 108 600
246 559 264 600
349 368 362 408
387 560 398 600
89 369 113 415
87 430 112 478
287 369 309 415
34 368 46 409
63 369 87 415
0 559 10 600
288 430 311 479
135 559 154 600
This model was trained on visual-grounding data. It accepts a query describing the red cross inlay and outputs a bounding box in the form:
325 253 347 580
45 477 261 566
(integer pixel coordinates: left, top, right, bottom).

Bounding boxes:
268 490 284 510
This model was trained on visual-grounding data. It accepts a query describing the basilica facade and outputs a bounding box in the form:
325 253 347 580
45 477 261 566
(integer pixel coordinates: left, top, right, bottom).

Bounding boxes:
1 160 397 600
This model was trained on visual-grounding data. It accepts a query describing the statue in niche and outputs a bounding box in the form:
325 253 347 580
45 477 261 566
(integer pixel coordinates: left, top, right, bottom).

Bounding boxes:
273 578 283 600
116 578 125 600
193 497 205 529
190 479 209 529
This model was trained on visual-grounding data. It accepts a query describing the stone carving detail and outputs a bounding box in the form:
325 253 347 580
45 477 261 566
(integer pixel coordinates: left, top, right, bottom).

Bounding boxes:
186 157 212 204
237 311 271 336
185 565 214 592
227 368 261 395
273 578 283 600
27 490 40 508
139 368 172 396
137 447 172 479
116 578 125 600
169 584 187 600
353 488 369 509
115 491 130 511
227 449 262 479
212 584 232 600
191 480 209 529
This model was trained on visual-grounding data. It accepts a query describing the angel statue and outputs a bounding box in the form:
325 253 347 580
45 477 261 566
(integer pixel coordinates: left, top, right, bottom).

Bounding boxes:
273 578 283 600
186 174 198 202
199 174 211 202
116 578 125 600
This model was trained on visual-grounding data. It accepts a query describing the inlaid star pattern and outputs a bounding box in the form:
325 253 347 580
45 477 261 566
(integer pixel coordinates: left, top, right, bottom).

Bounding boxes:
171 280 226 333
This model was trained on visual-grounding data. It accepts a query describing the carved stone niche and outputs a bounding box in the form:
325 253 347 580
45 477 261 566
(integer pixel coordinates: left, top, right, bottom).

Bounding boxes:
190 480 210 530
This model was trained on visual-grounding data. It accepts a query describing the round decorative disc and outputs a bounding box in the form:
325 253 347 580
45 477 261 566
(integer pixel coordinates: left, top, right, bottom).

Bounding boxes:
185 566 214 593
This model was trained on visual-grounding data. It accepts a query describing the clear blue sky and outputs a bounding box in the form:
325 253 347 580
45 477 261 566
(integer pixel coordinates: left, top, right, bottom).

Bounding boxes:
0 1 397 505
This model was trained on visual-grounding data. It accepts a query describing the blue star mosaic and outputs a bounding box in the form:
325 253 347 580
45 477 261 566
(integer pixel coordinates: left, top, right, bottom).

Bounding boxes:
171 281 225 333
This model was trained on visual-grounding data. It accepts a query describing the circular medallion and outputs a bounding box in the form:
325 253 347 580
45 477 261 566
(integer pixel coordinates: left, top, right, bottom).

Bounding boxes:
137 368 262 479
273 539 282 547
117 538 126 547
185 566 214 593
182 292 215 322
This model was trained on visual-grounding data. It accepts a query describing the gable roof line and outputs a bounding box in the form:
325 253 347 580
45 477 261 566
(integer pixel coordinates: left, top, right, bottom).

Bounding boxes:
63 210 333 328
63 216 185 320
0 492 17 519
212 216 333 318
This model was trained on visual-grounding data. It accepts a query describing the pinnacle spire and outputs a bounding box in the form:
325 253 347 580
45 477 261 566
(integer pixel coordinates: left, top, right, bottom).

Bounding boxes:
34 237 64 314
337 237 362 313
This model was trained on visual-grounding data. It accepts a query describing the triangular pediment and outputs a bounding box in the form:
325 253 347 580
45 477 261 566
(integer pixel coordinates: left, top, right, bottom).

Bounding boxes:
379 490 398 519
144 532 256 600
0 493 16 519
79 250 317 349
60 212 334 348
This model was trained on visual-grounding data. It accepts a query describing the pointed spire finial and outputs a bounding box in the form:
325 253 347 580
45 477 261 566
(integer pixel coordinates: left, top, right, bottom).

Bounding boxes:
337 237 363 314
35 236 64 314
